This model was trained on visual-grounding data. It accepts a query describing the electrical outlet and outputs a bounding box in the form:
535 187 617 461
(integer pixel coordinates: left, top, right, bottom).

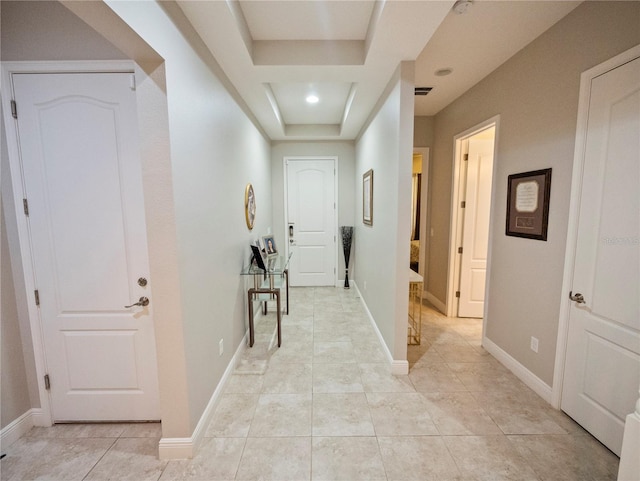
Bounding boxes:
219 339 224 356
363 281 367 290
530 336 539 353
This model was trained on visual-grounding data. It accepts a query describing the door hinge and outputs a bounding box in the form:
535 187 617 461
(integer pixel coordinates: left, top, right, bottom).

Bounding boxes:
130 74 136 91
23 198 29 216
44 374 51 390
463 153 469 161
460 201 466 209
455 291 460 298
11 100 18 119
458 247 463 254
34 289 40 306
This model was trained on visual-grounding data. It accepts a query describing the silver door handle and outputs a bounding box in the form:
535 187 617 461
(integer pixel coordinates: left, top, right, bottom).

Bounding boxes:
125 296 149 308
569 291 585 304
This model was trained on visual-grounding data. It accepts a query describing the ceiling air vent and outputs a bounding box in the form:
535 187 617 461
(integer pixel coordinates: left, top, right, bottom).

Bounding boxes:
414 87 433 96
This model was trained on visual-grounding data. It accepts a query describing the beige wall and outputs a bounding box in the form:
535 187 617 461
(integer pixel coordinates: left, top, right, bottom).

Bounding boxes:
414 116 435 148
101 1 273 435
271 141 356 281
428 1 640 385
0 1 127 61
354 62 414 362
1 124 32 430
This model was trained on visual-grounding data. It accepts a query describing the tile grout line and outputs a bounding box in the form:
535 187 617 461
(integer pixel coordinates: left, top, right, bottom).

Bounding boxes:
80 437 118 481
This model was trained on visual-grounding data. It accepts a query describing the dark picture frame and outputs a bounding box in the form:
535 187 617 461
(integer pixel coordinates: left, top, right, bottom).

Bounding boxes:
506 168 552 241
250 244 266 270
363 169 373 226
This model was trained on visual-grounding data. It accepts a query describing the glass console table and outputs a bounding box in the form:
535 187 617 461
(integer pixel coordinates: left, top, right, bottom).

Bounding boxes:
241 253 291 347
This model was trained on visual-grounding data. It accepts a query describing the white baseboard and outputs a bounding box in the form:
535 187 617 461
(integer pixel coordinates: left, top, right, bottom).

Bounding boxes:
1 408 42 449
159 333 248 460
424 291 446 314
482 336 553 404
352 282 409 374
618 410 640 481
391 360 409 375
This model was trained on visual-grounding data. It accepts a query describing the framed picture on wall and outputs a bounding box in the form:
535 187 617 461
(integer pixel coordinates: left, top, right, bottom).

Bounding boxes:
506 168 552 241
363 169 373 226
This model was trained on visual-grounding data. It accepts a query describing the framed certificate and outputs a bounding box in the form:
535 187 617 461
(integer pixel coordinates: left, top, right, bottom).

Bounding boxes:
506 168 552 241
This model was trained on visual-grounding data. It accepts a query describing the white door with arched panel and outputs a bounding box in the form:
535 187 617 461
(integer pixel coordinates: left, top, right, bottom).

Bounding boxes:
10 71 160 421
285 158 337 286
458 133 495 318
561 53 640 456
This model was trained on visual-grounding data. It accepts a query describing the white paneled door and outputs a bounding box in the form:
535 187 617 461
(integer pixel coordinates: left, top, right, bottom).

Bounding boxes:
458 137 494 318
561 55 640 456
12 72 160 421
286 158 336 286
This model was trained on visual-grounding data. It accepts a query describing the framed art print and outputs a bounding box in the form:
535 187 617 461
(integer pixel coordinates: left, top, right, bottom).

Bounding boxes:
506 168 552 241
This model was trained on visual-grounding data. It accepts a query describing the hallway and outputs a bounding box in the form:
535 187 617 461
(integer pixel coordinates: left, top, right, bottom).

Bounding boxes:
1 287 619 480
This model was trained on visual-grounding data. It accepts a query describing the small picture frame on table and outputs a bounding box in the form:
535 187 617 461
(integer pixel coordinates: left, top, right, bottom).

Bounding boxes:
262 235 278 257
250 244 267 270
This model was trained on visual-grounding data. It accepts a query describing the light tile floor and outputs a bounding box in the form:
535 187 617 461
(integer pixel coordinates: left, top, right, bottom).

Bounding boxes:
1 287 620 480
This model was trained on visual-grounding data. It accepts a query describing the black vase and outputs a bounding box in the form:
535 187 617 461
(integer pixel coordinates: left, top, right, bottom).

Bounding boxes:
340 226 353 289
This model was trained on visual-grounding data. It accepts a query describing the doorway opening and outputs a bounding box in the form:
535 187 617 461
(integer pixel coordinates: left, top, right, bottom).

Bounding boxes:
411 148 429 283
446 117 499 319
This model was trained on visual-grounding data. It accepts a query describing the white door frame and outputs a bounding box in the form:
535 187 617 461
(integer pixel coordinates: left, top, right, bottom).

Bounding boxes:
446 116 500 319
1 60 141 426
283 156 339 286
553 44 640 409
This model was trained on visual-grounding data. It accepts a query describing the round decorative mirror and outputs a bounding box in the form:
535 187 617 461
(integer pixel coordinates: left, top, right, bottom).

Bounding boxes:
244 183 256 230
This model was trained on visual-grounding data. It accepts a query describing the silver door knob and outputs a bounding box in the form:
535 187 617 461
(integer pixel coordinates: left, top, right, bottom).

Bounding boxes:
569 291 585 304
125 297 150 308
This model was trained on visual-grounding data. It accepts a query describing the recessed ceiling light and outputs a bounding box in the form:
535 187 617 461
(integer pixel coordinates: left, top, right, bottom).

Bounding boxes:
435 68 453 77
306 95 319 104
452 0 473 14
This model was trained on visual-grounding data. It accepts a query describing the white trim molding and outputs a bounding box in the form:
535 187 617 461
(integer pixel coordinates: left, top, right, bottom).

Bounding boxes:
0 409 44 449
353 282 408 375
424 291 446 315
483 336 553 404
618 395 640 481
158 332 248 460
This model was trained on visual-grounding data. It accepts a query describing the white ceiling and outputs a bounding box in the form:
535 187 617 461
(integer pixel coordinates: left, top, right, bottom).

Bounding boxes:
176 0 581 142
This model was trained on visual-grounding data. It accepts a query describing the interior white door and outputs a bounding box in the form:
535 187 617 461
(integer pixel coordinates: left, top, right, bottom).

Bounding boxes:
12 72 160 421
561 55 640 456
458 137 494 318
286 159 336 286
